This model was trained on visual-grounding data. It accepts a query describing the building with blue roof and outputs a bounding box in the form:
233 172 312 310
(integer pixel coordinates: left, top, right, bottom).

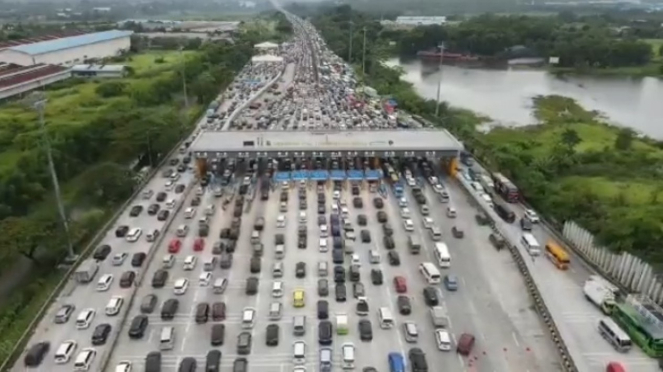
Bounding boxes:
0 30 133 67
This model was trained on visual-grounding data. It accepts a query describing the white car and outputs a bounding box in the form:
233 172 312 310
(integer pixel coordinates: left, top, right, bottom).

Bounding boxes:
319 238 328 252
183 255 197 271
126 228 142 242
400 208 410 218
351 254 360 266
333 191 340 200
525 209 540 223
170 173 180 181
429 176 438 185
184 207 196 219
433 184 444 194
403 219 414 232
422 217 434 229
165 181 175 191
205 204 216 216
142 190 153 200
199 272 212 287
115 361 132 372
277 215 287 228
112 253 128 266
96 274 114 292
407 177 416 187
173 278 189 295
398 197 408 207
320 225 328 237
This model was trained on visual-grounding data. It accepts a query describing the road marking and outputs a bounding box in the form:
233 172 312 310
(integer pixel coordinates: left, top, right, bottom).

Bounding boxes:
457 354 465 367
511 332 520 347
147 329 154 343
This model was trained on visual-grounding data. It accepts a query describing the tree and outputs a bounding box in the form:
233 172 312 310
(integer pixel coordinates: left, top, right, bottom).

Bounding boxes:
561 128 581 150
191 71 218 104
76 162 134 205
95 81 126 98
614 128 634 150
0 214 57 263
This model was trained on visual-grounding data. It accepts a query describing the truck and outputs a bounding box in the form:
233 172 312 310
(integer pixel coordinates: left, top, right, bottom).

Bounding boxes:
74 259 99 284
584 276 618 314
429 306 448 328
356 297 369 316
336 313 349 335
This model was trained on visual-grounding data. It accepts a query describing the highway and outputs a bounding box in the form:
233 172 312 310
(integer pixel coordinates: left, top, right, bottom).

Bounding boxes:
459 165 659 372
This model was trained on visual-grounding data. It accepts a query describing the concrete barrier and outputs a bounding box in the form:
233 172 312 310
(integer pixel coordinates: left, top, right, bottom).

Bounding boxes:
222 65 286 131
455 175 578 372
0 119 199 372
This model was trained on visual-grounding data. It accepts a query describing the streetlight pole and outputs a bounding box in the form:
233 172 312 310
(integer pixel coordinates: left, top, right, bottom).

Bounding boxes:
34 97 77 262
362 26 367 76
180 47 189 108
435 42 445 117
348 21 354 63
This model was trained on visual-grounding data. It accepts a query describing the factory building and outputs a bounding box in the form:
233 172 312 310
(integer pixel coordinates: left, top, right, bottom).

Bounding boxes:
0 30 133 67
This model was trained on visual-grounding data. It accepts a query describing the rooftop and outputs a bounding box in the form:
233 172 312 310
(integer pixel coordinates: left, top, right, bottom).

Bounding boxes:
71 64 126 73
255 41 279 48
0 31 88 51
6 30 133 56
0 64 69 89
251 55 284 63
190 129 463 153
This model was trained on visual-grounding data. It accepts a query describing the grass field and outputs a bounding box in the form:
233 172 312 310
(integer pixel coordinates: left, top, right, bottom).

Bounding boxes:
484 95 663 206
127 50 196 76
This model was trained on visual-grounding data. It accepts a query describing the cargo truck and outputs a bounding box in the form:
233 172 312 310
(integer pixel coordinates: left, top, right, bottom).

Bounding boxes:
74 259 99 284
584 276 617 314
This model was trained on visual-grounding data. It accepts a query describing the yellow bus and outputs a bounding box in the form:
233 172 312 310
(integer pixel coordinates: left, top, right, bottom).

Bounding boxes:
545 240 570 270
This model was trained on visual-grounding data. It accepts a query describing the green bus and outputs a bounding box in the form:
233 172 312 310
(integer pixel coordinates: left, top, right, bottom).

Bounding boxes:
611 299 663 357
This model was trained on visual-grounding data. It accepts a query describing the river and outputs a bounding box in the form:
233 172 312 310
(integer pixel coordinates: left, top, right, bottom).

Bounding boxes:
385 58 663 139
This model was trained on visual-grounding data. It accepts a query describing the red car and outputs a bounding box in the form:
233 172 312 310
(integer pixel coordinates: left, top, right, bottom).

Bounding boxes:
168 239 181 253
193 238 205 252
393 276 407 293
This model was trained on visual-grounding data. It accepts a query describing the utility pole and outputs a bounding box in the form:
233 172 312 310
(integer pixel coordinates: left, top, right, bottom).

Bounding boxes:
362 26 367 76
434 42 445 117
33 96 77 262
180 47 189 109
348 21 354 63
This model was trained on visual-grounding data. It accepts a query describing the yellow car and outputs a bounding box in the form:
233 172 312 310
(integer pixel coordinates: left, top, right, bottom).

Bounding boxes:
293 289 305 308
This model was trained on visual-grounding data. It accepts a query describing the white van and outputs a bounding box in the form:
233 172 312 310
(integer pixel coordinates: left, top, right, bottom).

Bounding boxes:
272 281 284 298
76 309 95 329
126 228 142 242
435 329 452 351
242 307 256 329
378 307 394 329
203 257 217 272
275 244 285 259
159 326 175 351
199 272 212 287
213 278 228 294
162 254 175 269
293 341 306 365
105 296 124 316
341 342 355 369
73 348 96 371
522 233 541 256
183 255 197 271
429 226 442 241
269 302 283 320
96 274 113 292
54 340 77 364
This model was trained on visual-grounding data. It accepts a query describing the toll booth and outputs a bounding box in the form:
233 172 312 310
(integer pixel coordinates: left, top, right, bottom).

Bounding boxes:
274 172 290 183
365 170 382 181
310 170 329 183
331 170 346 181
292 170 309 182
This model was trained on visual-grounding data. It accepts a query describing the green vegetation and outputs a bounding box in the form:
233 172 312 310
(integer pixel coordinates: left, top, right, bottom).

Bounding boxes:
311 6 663 266
0 30 264 365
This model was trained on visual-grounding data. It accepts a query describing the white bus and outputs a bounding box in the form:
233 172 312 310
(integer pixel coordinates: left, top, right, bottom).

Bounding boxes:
419 262 441 284
433 243 451 268
598 317 632 352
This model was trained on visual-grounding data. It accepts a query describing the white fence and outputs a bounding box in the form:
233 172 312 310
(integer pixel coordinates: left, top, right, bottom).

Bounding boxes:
563 221 663 303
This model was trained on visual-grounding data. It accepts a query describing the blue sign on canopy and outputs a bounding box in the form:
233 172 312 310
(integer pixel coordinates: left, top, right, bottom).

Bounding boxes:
331 170 347 180
310 170 329 181
365 170 382 180
274 172 290 182
292 171 309 181
347 170 363 180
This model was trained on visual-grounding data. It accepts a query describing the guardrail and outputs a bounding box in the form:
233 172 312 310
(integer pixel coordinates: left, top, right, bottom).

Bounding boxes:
454 175 578 372
97 182 194 372
221 65 286 131
0 115 200 372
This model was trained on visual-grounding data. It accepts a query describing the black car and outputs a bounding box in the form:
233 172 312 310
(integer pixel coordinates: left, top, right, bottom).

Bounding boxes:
23 342 49 367
211 324 225 346
131 252 147 267
177 164 187 173
358 319 373 341
265 324 279 346
318 279 329 297
191 196 201 206
408 348 428 372
298 236 307 249
388 251 401 266
157 210 170 221
120 270 136 288
175 184 186 193
361 230 371 243
129 205 143 217
330 265 346 285
383 236 395 250
318 320 333 345
371 269 383 285
91 323 112 345
128 315 148 339
93 244 111 260
140 294 158 314
169 158 179 166
115 225 129 238
206 350 221 372
335 283 347 302
520 217 533 231
353 197 363 208
296 262 306 278
156 192 167 202
317 300 329 320
373 198 384 209
250 257 261 274
151 270 168 288
423 287 439 306
147 204 160 215
377 211 387 223
397 295 411 315
318 205 326 215
357 214 367 226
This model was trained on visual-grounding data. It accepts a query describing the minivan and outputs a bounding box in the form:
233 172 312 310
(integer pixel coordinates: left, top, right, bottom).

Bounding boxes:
105 296 124 316
73 348 96 371
159 326 175 351
76 309 95 329
272 281 284 298
213 278 228 294
54 340 77 364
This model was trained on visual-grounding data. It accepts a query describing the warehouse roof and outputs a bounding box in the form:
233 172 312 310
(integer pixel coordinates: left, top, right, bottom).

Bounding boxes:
190 129 464 153
6 30 133 56
71 64 126 73
251 55 284 63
